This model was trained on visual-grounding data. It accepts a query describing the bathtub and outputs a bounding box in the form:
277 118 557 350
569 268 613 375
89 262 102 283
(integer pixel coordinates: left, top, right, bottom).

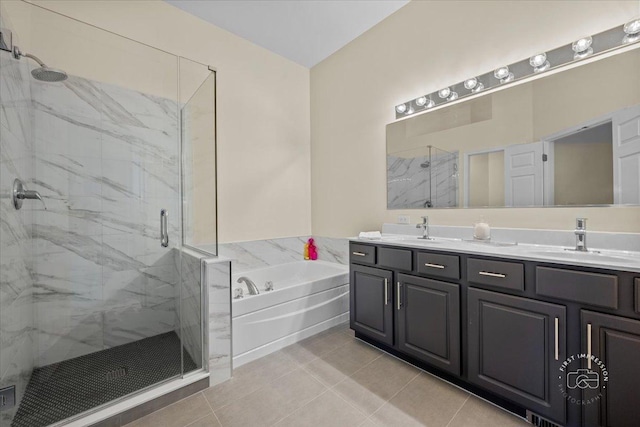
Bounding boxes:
232 260 349 366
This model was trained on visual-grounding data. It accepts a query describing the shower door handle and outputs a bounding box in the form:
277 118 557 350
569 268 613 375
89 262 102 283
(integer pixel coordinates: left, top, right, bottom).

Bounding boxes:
160 209 169 247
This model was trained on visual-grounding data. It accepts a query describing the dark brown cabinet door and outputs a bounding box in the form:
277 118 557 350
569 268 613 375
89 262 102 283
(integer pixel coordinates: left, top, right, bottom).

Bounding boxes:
397 274 460 375
468 288 566 424
350 265 394 346
582 311 640 427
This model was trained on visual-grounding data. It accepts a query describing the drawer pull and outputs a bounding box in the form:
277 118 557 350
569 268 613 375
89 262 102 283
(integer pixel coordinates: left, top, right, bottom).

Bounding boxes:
478 271 506 278
587 323 592 369
554 317 559 361
425 263 445 269
352 251 367 257
384 278 388 305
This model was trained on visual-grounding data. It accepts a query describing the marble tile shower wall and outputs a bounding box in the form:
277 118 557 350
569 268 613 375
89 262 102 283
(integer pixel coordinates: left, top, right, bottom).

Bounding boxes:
0 52 35 424
217 236 348 273
30 74 182 366
180 248 204 369
387 152 459 209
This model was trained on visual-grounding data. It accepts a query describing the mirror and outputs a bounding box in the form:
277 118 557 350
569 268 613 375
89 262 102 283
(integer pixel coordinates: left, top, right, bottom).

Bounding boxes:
387 47 640 209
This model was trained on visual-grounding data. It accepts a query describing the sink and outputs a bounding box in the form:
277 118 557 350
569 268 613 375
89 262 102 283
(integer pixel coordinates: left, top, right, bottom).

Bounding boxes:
529 250 638 263
463 239 518 247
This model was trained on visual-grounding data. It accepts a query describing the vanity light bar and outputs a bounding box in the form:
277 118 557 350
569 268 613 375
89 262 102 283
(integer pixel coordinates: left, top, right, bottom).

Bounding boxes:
395 18 640 119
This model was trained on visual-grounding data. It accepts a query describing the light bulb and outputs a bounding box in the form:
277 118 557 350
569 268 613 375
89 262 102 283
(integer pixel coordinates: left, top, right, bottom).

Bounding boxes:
447 92 458 101
396 104 407 114
438 88 451 99
464 78 477 90
494 66 510 80
405 105 414 115
425 99 435 108
530 53 550 72
572 36 593 59
624 18 640 35
623 18 640 43
494 66 514 84
464 77 484 93
415 96 427 107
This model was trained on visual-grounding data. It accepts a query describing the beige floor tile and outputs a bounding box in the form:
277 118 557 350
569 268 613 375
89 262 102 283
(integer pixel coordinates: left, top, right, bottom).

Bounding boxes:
214 368 326 427
358 419 382 427
304 339 382 387
371 373 469 427
126 393 213 427
185 414 222 427
283 327 353 364
203 351 298 410
274 390 367 427
446 396 529 427
333 354 420 415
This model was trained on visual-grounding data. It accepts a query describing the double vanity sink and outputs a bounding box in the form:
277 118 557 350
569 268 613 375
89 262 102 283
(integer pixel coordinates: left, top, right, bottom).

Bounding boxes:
372 234 640 271
349 231 640 427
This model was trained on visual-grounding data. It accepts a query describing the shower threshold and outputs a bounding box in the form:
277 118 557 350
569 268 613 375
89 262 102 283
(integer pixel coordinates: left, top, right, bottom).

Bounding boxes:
12 331 197 427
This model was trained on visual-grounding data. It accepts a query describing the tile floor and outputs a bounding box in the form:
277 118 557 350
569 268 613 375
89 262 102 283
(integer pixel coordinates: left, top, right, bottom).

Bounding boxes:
125 324 530 427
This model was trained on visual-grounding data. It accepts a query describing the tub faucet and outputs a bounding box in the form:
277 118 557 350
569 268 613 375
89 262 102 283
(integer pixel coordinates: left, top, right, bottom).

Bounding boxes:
574 218 588 252
237 277 260 295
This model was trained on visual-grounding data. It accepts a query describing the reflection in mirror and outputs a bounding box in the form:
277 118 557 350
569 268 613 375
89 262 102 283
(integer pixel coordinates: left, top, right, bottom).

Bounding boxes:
388 145 459 208
387 47 640 209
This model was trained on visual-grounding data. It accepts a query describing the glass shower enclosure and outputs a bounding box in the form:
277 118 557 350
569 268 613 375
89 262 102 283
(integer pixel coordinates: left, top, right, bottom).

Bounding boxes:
0 2 216 426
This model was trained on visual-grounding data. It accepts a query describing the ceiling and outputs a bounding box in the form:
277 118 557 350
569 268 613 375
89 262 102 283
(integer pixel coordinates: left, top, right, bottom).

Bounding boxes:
165 0 410 68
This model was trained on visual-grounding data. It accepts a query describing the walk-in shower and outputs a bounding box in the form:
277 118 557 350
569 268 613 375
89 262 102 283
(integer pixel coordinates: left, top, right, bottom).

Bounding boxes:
0 2 217 426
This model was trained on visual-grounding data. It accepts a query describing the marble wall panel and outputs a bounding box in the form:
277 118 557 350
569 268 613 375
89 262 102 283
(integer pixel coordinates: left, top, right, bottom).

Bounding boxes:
30 73 181 366
217 236 348 274
0 50 35 425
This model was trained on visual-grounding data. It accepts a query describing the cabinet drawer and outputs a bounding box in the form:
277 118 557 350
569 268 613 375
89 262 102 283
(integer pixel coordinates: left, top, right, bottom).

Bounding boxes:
378 247 412 271
350 243 376 265
467 258 524 291
536 267 618 309
417 252 460 280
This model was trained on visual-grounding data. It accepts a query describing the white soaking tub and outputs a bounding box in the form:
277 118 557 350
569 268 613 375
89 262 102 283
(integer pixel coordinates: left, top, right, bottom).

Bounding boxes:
232 260 349 366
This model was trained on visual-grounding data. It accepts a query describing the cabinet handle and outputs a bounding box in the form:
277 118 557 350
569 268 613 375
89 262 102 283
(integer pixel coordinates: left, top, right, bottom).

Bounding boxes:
478 271 506 278
554 317 559 361
352 251 367 257
425 263 445 269
587 323 592 369
397 282 401 310
384 278 388 305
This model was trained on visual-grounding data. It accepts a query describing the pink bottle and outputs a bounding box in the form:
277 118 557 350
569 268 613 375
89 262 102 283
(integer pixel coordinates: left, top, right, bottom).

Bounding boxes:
308 238 318 261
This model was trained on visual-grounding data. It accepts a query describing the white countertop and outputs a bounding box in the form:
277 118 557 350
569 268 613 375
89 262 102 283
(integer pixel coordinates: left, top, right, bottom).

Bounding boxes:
350 234 640 273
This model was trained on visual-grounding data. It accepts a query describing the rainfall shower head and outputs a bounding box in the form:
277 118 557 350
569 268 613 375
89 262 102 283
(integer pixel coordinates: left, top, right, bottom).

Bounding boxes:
13 47 68 82
30 66 68 82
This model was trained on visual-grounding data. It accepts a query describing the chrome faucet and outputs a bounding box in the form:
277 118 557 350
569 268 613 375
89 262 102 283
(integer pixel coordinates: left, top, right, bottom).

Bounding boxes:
416 216 432 240
574 218 588 252
237 277 260 295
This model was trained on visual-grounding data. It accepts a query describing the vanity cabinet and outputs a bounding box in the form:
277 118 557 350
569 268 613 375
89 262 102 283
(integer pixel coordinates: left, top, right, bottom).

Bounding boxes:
468 288 566 424
581 311 640 427
349 244 461 372
397 274 460 375
349 264 394 346
349 240 638 427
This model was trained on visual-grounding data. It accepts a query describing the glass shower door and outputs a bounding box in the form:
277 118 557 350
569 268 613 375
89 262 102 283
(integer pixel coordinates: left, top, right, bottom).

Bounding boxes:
0 2 206 426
